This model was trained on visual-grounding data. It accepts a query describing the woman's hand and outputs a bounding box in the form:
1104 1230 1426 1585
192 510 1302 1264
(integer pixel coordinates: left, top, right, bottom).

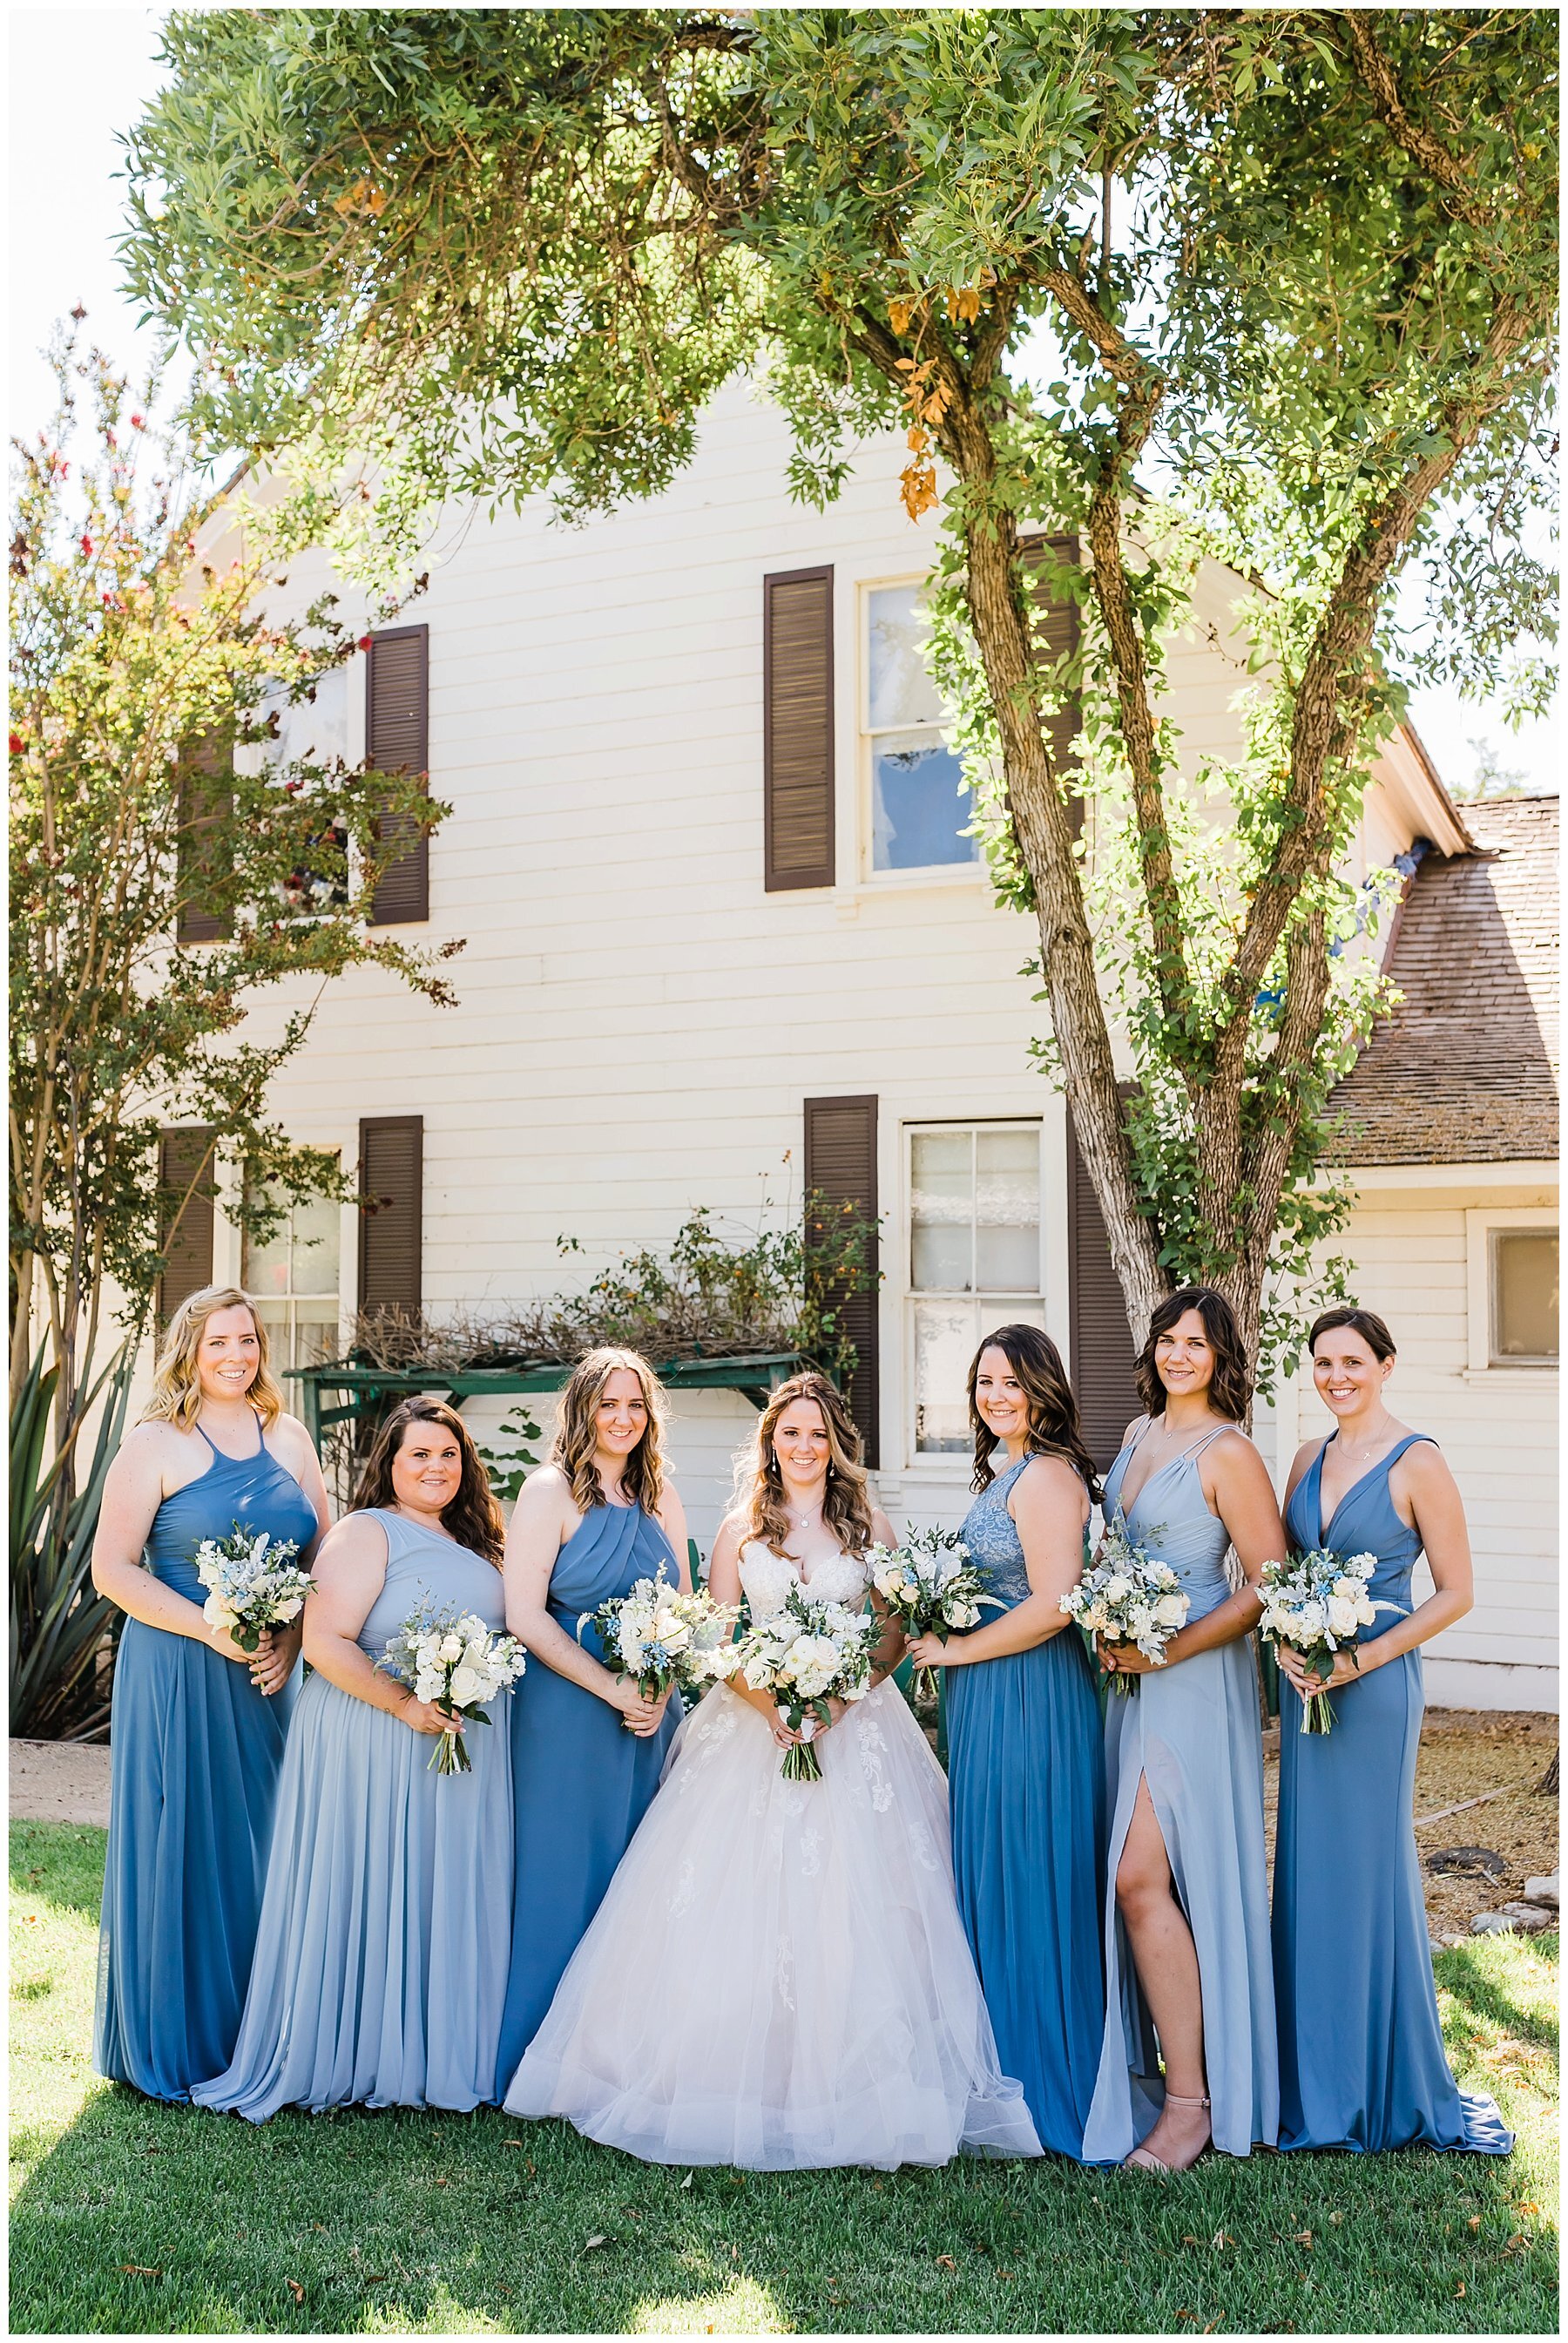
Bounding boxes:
770 1710 803 1750
610 1676 670 1737
904 1632 958 1674
1279 1644 1365 1698
399 1695 460 1739
205 1620 260 1668
1096 1635 1159 1679
247 1628 295 1699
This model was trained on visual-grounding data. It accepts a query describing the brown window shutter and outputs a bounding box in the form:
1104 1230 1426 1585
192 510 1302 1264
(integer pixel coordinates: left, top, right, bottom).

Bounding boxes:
358 1115 422 1322
366 625 429 924
1064 1105 1140 1472
764 567 834 890
157 1127 216 1323
803 1094 879 1466
1020 533 1083 835
175 729 234 943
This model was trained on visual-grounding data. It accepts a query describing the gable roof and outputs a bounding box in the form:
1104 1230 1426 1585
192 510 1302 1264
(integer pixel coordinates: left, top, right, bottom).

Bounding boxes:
1328 790 1558 1168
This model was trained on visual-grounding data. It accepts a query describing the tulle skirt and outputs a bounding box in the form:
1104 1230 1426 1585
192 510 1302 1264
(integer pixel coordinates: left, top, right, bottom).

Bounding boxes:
504 1679 1041 2170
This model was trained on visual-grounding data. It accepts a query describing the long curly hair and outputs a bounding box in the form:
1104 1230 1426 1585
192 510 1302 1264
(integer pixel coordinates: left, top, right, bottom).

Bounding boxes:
1134 1285 1254 1424
736 1371 876 1560
551 1346 668 1515
139 1284 286 1432
968 1324 1100 1500
351 1395 505 1567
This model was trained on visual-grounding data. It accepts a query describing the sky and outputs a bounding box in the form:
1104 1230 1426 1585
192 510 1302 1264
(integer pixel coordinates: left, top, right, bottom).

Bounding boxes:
9 2 1557 802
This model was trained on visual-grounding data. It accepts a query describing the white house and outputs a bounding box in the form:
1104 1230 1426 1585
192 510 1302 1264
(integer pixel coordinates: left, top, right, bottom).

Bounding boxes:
158 381 1557 1712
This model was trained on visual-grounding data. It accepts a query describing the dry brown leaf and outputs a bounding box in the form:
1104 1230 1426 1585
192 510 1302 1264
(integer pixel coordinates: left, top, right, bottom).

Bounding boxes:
936 2253 957 2270
287 2279 305 2303
121 2265 161 2277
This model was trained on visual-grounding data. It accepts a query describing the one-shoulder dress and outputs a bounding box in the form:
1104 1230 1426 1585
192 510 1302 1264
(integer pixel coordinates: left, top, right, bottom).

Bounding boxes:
193 1509 515 2118
1081 1425 1278 2163
944 1458 1105 2158
493 1501 685 2094
94 1416 316 2101
504 1539 1040 2168
1273 1434 1513 2155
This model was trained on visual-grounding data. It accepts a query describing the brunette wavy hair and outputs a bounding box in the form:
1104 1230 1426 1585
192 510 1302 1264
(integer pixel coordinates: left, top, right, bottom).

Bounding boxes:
350 1395 505 1567
1133 1285 1254 1424
736 1371 876 1560
551 1346 669 1515
1308 1304 1397 1363
968 1324 1100 1500
139 1285 287 1432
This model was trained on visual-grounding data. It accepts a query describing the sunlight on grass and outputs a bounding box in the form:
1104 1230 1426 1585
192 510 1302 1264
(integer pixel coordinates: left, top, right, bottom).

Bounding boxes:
360 2282 505 2333
628 2275 787 2333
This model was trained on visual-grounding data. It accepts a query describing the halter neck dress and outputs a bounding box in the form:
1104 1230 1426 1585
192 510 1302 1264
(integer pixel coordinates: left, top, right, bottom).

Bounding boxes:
493 1500 685 2094
93 1414 316 2101
193 1509 514 2118
1273 1434 1513 2155
944 1456 1106 2159
1081 1423 1278 2164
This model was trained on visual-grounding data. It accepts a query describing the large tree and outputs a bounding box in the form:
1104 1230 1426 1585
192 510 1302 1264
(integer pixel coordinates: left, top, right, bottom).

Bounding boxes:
125 8 1557 1371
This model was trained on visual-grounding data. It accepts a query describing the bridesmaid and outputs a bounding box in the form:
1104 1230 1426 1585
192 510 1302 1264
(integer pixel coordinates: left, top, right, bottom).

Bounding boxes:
906 1325 1106 2160
1273 1307 1513 2156
91 1285 329 2100
493 1347 690 2093
194 1397 515 2117
1081 1285 1283 2173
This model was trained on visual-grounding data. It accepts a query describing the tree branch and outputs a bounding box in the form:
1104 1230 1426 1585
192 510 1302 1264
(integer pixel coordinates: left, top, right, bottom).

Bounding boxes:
1339 11 1491 227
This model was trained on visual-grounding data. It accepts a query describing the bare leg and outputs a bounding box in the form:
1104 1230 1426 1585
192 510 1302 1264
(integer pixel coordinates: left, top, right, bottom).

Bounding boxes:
1114 1776 1211 2170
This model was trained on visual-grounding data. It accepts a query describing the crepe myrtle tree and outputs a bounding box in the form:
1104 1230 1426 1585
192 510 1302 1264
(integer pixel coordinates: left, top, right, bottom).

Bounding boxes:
10 320 460 1475
125 8 1557 1377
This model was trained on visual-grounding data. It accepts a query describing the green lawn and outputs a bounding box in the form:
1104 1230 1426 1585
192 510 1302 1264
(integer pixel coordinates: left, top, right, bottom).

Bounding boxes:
10 1820 1558 2336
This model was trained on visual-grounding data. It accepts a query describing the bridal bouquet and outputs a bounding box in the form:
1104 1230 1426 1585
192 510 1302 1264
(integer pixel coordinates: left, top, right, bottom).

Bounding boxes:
376 1599 527 1774
578 1572 740 1703
867 1528 990 1703
1060 1520 1190 1695
194 1523 314 1656
1259 1547 1379 1736
729 1583 878 1782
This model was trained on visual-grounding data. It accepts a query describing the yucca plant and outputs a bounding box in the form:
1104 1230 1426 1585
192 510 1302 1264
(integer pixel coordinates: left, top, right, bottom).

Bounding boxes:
10 1341 135 1739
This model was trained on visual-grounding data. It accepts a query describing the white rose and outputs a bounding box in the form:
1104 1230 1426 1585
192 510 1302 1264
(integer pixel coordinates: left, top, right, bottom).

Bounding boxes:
274 1595 305 1623
652 1613 691 1653
1104 1575 1132 1607
438 1634 464 1663
1154 1592 1187 1626
1326 1595 1361 1640
448 1665 483 1707
950 1601 981 1629
743 1656 774 1691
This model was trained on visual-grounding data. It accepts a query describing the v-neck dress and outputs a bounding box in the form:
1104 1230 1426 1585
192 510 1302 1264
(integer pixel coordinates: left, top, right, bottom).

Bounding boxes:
1272 1435 1513 2155
93 1415 316 2101
1081 1425 1278 2164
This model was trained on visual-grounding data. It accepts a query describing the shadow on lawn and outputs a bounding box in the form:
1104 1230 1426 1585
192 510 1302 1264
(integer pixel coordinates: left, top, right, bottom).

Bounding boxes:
1436 1936 1560 2062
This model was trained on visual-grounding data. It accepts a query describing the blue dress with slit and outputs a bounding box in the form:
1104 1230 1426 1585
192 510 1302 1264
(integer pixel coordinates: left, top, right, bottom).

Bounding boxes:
1273 1433 1513 2155
93 1417 316 2101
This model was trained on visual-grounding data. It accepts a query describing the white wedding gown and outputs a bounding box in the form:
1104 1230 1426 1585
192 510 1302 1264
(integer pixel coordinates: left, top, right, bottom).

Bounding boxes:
504 1539 1042 2169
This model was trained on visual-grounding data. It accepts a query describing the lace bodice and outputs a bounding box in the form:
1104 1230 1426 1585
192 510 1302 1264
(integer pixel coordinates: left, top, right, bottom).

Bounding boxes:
738 1539 869 1622
958 1459 1036 1608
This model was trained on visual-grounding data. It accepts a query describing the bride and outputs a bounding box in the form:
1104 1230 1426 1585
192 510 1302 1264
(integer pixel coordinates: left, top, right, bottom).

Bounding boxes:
504 1371 1040 2169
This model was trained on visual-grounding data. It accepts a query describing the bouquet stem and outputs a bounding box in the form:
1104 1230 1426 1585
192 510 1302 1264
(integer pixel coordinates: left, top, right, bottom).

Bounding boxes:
1301 1688 1336 1736
912 1663 941 1708
429 1724 471 1775
781 1739 822 1783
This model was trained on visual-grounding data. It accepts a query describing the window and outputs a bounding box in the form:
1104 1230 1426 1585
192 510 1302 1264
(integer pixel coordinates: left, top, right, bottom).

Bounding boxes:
242 1174 342 1375
1465 1208 1559 1371
907 1123 1044 1455
865 585 977 871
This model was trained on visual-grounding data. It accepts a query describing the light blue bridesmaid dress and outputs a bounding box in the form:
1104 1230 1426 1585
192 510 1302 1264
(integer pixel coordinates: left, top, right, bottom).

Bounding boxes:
93 1416 315 2102
1082 1424 1278 2163
494 1501 683 2096
193 1509 514 2119
1274 1434 1513 2155
944 1458 1105 2158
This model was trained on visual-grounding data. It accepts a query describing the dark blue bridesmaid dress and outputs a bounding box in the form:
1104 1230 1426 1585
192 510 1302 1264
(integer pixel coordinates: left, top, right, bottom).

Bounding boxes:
1273 1432 1513 2155
494 1501 683 2094
93 1417 317 2101
943 1458 1106 2158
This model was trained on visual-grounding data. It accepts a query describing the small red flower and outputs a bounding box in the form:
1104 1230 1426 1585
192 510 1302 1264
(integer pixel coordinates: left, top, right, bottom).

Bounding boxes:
356 633 373 651
282 778 303 796
131 414 145 430
79 534 94 557
9 733 24 756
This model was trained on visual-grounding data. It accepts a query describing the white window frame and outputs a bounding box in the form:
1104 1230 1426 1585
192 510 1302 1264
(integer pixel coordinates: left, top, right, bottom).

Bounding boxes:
216 1149 351 1378
1465 1206 1559 1372
857 575 986 890
900 1116 1048 1473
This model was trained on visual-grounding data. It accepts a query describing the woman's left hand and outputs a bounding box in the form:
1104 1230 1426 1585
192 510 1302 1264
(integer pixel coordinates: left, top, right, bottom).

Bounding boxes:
248 1626 297 1699
1279 1644 1364 1697
1096 1635 1158 1678
905 1633 957 1673
810 1696 849 1738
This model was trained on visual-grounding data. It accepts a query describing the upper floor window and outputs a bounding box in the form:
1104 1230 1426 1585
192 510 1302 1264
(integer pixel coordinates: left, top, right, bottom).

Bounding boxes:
242 1170 342 1375
1490 1227 1558 1364
865 585 977 873
907 1121 1044 1455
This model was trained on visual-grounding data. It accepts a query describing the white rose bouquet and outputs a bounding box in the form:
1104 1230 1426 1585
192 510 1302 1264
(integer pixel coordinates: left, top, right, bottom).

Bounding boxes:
376 1598 527 1775
194 1522 314 1663
578 1571 740 1703
728 1582 878 1782
1258 1547 1379 1735
1060 1520 1190 1695
866 1528 991 1703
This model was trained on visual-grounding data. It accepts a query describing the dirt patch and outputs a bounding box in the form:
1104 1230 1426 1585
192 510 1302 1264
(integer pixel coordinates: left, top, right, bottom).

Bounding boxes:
10 1738 110 1828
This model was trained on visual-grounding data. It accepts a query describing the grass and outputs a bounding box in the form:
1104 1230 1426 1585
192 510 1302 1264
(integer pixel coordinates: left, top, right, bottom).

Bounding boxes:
10 1820 1558 2337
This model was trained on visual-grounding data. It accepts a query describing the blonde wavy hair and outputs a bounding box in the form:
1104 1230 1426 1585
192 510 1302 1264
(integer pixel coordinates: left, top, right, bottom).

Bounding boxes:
737 1371 875 1559
140 1285 286 1432
551 1346 669 1514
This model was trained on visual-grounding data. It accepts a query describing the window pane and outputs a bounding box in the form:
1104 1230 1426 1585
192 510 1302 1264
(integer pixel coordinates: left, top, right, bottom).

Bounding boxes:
241 1209 293 1297
975 1128 1042 1291
1493 1230 1558 1360
911 1131 973 1292
291 1192 341 1292
871 734 977 870
291 1298 341 1367
913 1300 978 1452
868 586 944 729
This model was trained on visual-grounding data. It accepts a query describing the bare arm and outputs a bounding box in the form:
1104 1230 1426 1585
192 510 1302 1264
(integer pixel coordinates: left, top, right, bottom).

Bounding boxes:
91 1426 253 1660
655 1484 693 1595
502 1467 666 1735
300 1514 453 1736
1101 1432 1281 1676
909 1458 1091 1670
249 1412 334 1691
1279 1443 1473 1696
